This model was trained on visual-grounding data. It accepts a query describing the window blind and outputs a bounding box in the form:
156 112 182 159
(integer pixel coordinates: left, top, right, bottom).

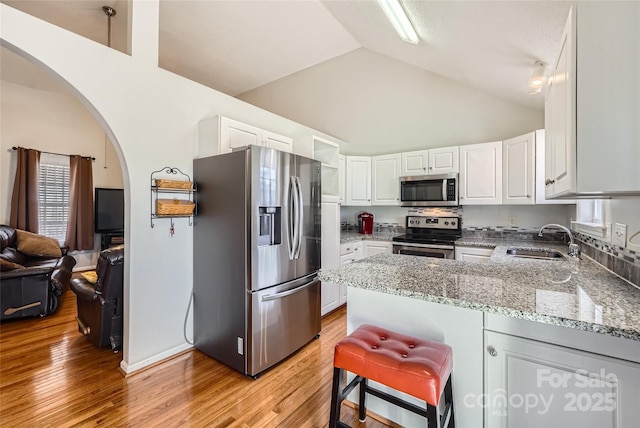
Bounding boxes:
38 153 70 245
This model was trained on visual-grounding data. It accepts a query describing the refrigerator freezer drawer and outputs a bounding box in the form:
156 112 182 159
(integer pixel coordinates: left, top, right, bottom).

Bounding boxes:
248 276 321 376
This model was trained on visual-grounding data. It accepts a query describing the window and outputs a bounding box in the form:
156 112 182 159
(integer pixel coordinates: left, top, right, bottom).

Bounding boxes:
573 199 608 239
38 153 70 245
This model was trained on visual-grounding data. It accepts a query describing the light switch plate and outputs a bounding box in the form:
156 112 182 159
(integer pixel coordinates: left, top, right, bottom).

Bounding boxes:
614 223 627 248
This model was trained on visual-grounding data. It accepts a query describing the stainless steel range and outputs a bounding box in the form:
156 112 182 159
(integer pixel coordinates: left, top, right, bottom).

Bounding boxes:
392 216 461 259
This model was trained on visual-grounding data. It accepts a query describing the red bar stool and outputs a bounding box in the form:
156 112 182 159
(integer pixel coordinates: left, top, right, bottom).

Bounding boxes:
329 324 455 428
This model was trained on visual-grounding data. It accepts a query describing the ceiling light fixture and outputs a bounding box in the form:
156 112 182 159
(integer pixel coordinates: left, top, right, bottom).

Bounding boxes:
528 60 547 95
377 0 419 44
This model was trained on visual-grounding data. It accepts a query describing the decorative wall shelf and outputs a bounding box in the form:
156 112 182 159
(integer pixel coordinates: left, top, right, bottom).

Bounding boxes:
150 167 196 234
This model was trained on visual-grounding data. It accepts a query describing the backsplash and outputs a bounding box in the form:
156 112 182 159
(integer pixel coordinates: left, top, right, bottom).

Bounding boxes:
573 232 640 287
462 226 639 287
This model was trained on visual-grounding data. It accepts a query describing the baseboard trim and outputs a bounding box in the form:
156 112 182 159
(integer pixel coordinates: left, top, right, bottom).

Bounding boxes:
120 343 194 376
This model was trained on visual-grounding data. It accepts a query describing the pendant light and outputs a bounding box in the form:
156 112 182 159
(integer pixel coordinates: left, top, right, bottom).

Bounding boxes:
102 6 116 169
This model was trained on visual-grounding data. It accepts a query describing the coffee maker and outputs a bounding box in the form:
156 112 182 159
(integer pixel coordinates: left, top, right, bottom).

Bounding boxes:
358 212 374 235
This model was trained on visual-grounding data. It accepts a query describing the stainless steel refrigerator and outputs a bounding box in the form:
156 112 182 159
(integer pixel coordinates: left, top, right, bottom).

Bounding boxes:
193 146 321 377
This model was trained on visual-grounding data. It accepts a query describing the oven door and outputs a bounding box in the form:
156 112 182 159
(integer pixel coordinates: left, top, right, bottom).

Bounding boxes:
392 242 455 259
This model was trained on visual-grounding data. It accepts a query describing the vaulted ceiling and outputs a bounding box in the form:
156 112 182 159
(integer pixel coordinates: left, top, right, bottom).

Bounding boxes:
2 1 572 110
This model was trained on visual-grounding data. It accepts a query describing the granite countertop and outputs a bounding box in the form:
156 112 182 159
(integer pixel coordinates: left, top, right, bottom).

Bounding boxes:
340 231 398 243
319 241 640 341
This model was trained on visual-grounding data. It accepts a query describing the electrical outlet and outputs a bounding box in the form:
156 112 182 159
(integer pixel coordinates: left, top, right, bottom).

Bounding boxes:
508 216 517 227
614 223 627 248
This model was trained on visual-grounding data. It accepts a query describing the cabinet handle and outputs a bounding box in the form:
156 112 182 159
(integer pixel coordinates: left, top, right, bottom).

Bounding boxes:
487 346 498 357
526 194 530 198
429 166 433 170
545 179 556 186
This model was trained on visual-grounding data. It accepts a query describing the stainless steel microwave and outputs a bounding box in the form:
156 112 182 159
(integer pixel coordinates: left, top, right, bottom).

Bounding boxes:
400 173 458 207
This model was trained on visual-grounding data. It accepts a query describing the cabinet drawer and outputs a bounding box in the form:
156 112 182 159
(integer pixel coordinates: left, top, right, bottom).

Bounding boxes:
340 242 354 256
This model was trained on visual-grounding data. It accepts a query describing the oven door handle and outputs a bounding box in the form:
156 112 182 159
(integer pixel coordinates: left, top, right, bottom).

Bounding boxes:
393 242 455 250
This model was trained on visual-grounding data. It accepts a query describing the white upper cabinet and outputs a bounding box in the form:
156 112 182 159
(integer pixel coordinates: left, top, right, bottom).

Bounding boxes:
338 155 346 205
346 156 372 206
545 3 640 197
400 150 428 176
535 130 574 205
372 154 401 205
262 130 293 153
459 141 503 205
428 146 459 175
401 147 459 176
197 116 293 157
503 132 535 205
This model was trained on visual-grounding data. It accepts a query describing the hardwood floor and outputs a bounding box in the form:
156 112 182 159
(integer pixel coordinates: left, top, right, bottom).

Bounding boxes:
0 291 396 427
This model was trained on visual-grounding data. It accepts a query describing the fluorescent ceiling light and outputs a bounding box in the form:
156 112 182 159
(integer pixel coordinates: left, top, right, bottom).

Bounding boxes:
377 0 419 44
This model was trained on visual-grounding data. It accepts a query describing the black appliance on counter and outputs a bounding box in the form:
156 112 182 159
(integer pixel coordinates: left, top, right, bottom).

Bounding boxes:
392 216 461 259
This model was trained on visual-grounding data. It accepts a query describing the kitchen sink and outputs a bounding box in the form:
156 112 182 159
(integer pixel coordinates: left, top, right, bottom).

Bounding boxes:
506 248 565 260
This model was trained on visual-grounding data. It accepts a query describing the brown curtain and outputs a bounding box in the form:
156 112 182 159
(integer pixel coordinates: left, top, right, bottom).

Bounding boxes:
9 148 40 232
66 155 94 251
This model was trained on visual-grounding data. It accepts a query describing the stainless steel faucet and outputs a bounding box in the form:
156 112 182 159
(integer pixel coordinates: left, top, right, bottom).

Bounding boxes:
538 224 581 258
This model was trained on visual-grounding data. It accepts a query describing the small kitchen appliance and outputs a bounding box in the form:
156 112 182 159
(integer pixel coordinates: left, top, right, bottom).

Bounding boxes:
400 173 458 207
358 212 374 235
392 216 461 259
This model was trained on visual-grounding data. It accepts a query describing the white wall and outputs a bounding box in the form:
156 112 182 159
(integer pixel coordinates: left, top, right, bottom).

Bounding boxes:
0 2 345 373
1 50 124 270
238 48 544 156
598 197 640 249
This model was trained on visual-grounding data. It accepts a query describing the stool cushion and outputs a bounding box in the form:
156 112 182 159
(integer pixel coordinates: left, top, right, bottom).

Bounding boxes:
334 324 453 406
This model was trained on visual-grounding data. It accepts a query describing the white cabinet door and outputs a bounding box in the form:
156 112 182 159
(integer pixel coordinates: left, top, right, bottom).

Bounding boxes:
545 8 575 198
338 155 346 205
455 246 494 263
400 150 428 176
263 130 293 153
220 117 262 152
429 146 459 175
352 241 363 260
345 156 371 206
363 241 392 257
372 154 401 206
320 201 341 316
535 130 574 205
485 331 640 428
459 141 503 205
503 132 535 205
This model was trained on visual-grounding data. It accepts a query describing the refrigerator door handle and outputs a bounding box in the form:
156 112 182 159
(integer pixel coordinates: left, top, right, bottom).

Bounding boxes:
294 176 304 259
261 278 320 302
287 175 296 260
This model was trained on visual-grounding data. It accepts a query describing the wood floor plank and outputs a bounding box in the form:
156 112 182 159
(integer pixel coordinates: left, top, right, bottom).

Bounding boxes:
0 291 394 427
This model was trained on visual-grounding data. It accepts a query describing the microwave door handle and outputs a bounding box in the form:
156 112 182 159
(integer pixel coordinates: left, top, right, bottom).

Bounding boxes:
442 180 447 202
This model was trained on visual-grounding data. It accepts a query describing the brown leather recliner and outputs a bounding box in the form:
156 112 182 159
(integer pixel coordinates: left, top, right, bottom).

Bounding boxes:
0 225 76 320
71 245 124 352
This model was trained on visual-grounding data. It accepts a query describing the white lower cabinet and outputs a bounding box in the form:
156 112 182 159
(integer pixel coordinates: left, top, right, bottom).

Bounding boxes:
363 240 392 257
455 246 494 263
485 331 640 428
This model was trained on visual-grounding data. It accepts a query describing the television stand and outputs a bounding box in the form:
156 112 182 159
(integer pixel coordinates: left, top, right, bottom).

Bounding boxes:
101 232 124 251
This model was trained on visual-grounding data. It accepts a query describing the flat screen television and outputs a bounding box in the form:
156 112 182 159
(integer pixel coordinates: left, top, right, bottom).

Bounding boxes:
94 188 124 233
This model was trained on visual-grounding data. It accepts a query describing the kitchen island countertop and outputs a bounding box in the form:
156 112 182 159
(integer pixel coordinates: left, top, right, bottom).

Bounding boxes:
319 242 640 341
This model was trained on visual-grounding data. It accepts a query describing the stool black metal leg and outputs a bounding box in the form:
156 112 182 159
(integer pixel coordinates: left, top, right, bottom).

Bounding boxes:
358 377 368 422
426 403 439 428
444 376 455 428
329 367 344 428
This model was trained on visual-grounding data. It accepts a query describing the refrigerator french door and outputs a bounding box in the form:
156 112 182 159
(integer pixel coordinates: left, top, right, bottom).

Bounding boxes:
193 146 321 377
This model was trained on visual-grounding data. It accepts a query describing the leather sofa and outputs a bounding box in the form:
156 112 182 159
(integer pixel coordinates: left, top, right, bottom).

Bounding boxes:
71 245 124 352
0 225 76 320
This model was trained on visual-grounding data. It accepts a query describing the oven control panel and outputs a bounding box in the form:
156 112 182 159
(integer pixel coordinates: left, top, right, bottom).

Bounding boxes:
406 216 460 230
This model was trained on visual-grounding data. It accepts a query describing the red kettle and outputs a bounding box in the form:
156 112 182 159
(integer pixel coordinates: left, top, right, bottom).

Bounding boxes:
358 212 374 235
